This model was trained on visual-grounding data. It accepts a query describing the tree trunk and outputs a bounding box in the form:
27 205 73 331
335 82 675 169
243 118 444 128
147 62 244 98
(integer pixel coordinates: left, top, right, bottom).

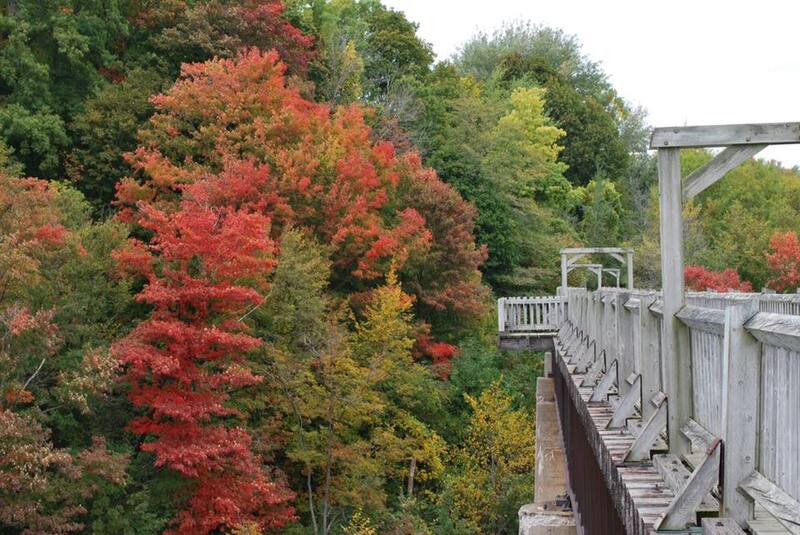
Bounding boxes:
406 457 416 497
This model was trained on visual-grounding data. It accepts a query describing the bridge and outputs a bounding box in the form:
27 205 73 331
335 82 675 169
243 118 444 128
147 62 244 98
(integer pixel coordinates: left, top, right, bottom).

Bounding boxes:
504 122 800 535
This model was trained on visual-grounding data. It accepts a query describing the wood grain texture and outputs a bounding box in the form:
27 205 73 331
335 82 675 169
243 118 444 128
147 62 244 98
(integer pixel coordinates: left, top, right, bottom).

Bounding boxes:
683 144 767 198
651 122 800 148
739 471 800 535
745 312 800 352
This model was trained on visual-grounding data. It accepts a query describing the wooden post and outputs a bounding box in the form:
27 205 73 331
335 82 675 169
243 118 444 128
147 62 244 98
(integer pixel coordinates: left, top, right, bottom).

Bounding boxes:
561 252 568 290
722 302 760 525
640 294 661 420
627 250 634 289
498 298 506 332
617 292 633 397
658 147 692 455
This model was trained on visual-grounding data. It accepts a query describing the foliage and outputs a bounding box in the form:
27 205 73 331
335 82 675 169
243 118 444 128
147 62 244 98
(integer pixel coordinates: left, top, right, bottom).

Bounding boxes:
116 48 486 333
444 381 535 534
0 174 132 533
456 21 645 186
766 231 800 292
684 265 753 292
112 170 297 533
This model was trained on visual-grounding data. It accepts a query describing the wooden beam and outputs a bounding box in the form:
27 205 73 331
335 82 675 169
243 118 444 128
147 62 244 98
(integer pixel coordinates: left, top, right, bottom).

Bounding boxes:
640 295 661 421
590 359 617 402
722 302 760 525
702 517 747 534
745 312 800 352
650 122 800 148
607 374 640 428
658 147 693 456
656 439 722 530
683 144 766 199
626 251 634 289
566 252 588 267
560 247 634 254
739 471 800 535
624 394 667 462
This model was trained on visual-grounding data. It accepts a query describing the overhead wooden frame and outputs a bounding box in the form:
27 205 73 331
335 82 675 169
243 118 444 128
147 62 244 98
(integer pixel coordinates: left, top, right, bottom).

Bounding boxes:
560 247 634 290
650 122 800 481
566 263 604 288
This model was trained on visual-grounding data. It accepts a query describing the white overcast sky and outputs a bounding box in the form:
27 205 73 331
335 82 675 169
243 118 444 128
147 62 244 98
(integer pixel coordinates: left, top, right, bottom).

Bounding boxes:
383 0 800 168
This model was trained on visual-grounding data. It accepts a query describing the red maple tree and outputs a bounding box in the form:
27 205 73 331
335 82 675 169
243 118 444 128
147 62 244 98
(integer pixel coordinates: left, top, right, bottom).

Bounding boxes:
116 48 486 322
766 230 800 292
113 188 294 533
684 265 753 293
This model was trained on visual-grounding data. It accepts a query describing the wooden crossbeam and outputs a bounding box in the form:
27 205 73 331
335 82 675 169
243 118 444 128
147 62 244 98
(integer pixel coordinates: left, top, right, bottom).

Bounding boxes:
590 359 617 402
656 438 722 530
683 144 766 199
560 247 634 254
581 351 605 387
739 471 800 535
624 393 667 462
650 122 800 148
607 374 640 428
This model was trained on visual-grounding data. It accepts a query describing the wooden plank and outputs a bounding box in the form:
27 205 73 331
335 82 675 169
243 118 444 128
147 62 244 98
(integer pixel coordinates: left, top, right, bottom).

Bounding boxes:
656 439 722 530
590 359 617 402
658 147 693 456
653 454 719 511
608 374 640 429
683 144 767 198
639 294 661 421
681 418 717 453
749 503 795 535
722 302 760 525
702 518 747 534
560 246 635 255
739 471 800 535
581 350 605 387
650 122 800 148
625 396 667 462
745 312 800 352
677 305 726 335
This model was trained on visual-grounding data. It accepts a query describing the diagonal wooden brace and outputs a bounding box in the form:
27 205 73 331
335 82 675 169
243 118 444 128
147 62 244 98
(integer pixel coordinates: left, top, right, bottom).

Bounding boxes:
656 438 722 531
590 359 617 402
624 395 667 462
607 374 640 429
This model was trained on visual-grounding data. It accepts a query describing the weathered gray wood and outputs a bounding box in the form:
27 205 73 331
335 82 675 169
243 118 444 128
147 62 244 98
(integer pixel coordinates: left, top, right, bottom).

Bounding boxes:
626 250 634 289
677 305 726 335
722 302 761 525
617 292 634 396
497 298 506 332
739 471 800 535
702 518 747 534
653 454 719 511
683 144 767 199
640 295 661 421
560 247 635 255
582 350 605 387
650 122 800 148
656 439 722 530
608 374 640 429
590 359 617 402
658 147 693 456
625 396 667 462
745 312 800 352
682 418 717 453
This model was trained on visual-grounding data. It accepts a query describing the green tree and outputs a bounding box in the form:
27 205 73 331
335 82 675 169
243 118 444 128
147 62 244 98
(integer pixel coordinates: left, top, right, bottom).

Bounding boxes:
444 381 535 535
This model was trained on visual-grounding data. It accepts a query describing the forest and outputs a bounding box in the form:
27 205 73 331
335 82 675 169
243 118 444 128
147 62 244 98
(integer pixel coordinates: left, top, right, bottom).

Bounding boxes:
1 1 799 534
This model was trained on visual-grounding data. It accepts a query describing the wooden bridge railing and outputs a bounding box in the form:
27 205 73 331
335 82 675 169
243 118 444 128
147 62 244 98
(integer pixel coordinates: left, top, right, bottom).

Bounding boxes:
497 295 567 333
500 288 800 534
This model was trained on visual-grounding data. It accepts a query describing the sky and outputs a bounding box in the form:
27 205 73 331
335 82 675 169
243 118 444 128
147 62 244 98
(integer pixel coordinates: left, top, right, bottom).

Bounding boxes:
382 0 800 168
